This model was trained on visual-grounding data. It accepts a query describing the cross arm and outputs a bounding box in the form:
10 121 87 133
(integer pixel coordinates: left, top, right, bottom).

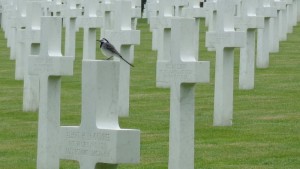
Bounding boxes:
256 7 277 17
182 7 207 18
102 30 140 46
76 16 103 29
235 16 264 29
156 61 210 88
206 31 246 48
28 56 74 76
149 16 173 30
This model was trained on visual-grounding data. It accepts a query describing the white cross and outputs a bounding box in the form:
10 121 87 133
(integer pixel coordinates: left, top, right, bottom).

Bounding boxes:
59 60 140 168
62 0 82 57
157 18 209 169
149 0 174 57
285 0 295 33
276 0 289 41
99 0 114 30
204 0 217 51
270 0 287 52
206 0 246 126
28 17 74 169
145 0 159 23
174 0 188 16
182 0 207 18
291 0 298 26
8 0 25 60
15 29 26 80
4 1 13 47
22 1 42 112
182 0 207 60
77 0 103 60
144 0 160 49
131 0 141 29
256 0 277 68
48 0 64 16
235 0 264 90
102 0 139 117
30 18 139 169
3 1 16 49
235 0 242 17
14 0 27 80
298 0 300 21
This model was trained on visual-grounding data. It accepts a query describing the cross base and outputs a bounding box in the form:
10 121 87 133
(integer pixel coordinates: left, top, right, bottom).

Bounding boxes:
59 127 140 164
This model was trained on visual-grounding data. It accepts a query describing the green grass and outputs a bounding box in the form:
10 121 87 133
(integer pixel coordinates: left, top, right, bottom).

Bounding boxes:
0 19 300 169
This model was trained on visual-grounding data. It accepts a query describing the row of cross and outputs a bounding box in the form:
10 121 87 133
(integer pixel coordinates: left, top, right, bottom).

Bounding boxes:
145 0 299 168
0 0 141 169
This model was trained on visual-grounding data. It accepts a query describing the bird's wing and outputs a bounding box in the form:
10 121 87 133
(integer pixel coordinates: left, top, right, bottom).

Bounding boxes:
106 43 134 67
106 43 122 57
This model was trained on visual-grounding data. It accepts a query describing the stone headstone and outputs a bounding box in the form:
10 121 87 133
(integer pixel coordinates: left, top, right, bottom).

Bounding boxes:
2 0 14 47
22 1 42 112
40 0 53 16
100 0 114 30
145 0 159 24
15 28 26 80
206 0 246 126
182 0 207 18
277 0 289 41
59 60 140 168
30 17 139 169
256 0 277 68
0 3 2 27
77 0 103 60
8 1 18 60
298 0 300 21
14 0 27 80
157 18 209 169
182 0 207 59
131 0 141 29
174 0 188 16
0 1 7 31
28 17 74 167
292 0 298 26
235 0 264 90
62 0 82 57
204 0 217 51
146 0 160 50
149 0 174 54
102 0 140 117
286 0 295 33
48 0 64 16
270 0 286 52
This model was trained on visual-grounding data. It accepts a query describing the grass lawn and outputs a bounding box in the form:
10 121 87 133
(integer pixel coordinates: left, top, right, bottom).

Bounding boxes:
0 19 299 169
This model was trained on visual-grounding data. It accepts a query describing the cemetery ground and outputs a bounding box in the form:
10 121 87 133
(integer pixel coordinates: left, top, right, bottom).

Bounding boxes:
0 19 299 169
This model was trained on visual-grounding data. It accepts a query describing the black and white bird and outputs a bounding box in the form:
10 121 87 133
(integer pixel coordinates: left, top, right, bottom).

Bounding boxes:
96 38 134 67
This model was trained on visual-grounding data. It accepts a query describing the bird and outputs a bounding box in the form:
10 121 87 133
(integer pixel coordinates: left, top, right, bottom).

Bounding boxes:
96 38 134 67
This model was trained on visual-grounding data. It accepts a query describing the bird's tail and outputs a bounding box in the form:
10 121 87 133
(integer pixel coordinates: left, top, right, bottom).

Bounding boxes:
118 54 134 67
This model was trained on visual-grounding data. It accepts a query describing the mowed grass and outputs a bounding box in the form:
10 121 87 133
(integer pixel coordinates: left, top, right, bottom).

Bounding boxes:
0 19 299 169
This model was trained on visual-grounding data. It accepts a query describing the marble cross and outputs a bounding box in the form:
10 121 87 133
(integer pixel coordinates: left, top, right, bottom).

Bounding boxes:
101 0 140 117
77 0 103 60
206 0 246 126
22 1 42 112
256 0 277 68
157 18 209 169
235 0 264 90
